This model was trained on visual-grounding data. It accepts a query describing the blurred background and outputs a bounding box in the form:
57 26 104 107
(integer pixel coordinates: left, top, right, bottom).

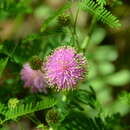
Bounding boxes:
0 0 130 129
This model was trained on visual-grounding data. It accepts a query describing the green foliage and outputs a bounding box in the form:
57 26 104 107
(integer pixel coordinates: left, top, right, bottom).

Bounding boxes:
0 97 56 124
96 0 106 6
40 2 71 32
79 0 121 28
0 40 18 76
0 0 129 129
106 70 130 86
61 111 105 130
59 110 123 130
0 102 5 115
1 40 42 64
119 91 130 105
0 57 9 77
8 98 19 109
0 0 32 19
72 88 97 109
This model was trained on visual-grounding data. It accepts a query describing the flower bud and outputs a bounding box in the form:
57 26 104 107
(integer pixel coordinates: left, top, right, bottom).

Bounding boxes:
29 56 43 70
46 109 60 124
58 14 70 27
37 124 48 130
8 98 19 109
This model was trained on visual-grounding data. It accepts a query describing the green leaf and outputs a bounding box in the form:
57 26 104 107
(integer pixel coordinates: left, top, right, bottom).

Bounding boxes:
94 46 118 61
98 61 115 75
0 57 9 77
22 33 42 43
89 27 106 45
106 70 130 86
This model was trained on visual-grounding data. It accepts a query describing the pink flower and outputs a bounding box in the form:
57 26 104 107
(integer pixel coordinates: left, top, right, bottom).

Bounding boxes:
45 46 87 91
21 63 47 93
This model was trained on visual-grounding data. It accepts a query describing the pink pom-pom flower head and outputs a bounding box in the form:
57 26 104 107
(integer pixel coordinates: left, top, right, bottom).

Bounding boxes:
45 46 87 91
21 63 47 93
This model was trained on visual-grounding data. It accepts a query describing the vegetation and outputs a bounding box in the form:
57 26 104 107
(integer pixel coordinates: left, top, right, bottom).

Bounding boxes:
0 0 130 129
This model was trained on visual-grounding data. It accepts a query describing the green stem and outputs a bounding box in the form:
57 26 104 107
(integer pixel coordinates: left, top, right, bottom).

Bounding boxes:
69 24 75 46
26 114 41 125
69 8 75 46
69 7 80 49
81 16 97 53
88 16 97 36
73 8 80 49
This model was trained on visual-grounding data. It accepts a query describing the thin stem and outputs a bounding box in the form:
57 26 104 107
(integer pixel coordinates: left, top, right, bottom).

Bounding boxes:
73 8 80 48
69 24 75 46
88 16 97 38
26 114 41 125
81 16 97 53
69 8 76 46
26 115 38 125
74 9 79 32
69 7 74 23
69 7 80 49
87 16 97 49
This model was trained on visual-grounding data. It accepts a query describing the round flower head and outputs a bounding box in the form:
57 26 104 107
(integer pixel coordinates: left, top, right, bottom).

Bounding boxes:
21 63 47 93
45 46 87 91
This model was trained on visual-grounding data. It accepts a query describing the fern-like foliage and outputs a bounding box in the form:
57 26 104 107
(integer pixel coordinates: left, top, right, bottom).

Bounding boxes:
78 0 121 28
72 88 97 109
96 0 106 6
0 98 56 124
60 110 106 130
59 110 124 130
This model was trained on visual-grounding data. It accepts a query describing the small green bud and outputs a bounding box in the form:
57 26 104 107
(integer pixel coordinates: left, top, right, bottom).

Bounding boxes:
46 109 60 124
8 98 19 109
29 56 43 70
49 128 53 130
58 14 70 26
62 95 67 102
37 124 48 130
